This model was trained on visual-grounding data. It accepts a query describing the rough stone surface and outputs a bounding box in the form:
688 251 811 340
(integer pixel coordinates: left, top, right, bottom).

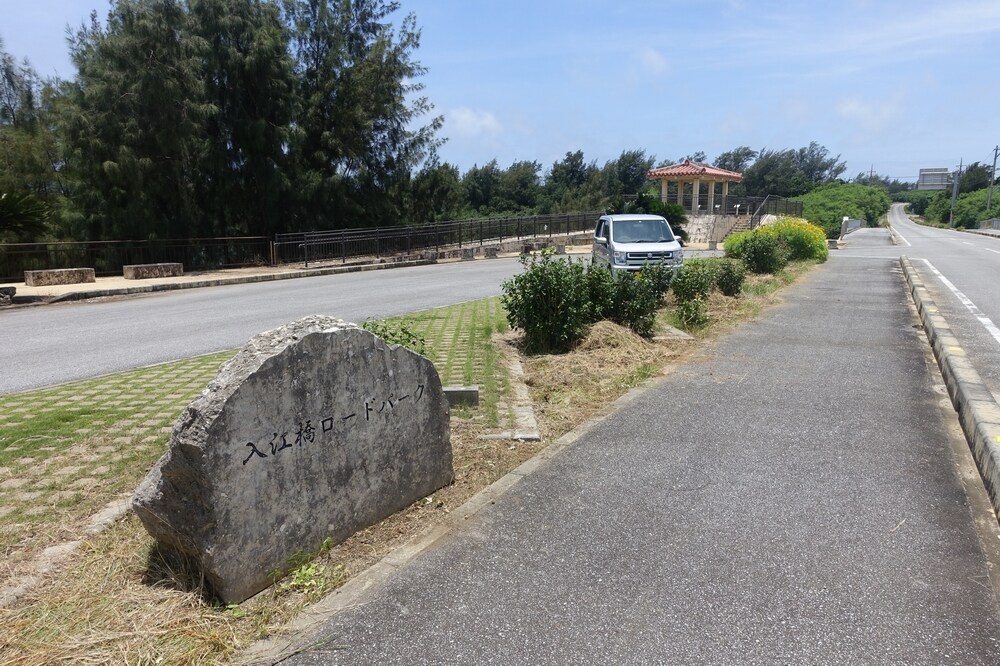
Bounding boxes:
123 262 184 279
24 268 95 286
132 315 452 603
0 286 13 305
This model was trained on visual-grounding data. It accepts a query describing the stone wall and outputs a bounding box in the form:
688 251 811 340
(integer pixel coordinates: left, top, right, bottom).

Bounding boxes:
23 268 96 287
683 215 745 244
123 263 184 279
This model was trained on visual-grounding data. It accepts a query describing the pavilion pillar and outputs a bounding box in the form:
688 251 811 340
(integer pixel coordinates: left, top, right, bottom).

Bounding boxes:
707 179 716 215
691 179 701 215
660 179 669 202
722 181 730 214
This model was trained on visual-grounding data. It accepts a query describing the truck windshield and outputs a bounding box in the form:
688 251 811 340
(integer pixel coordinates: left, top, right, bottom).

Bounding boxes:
611 219 674 243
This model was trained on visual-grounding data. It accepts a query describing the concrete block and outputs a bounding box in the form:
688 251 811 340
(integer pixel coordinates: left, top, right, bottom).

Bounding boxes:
484 247 498 259
123 263 184 279
444 385 479 407
555 244 567 255
0 286 14 305
460 248 476 261
132 316 453 603
24 268 95 287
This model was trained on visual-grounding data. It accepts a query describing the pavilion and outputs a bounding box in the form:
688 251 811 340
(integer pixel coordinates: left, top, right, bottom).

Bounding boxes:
647 161 744 216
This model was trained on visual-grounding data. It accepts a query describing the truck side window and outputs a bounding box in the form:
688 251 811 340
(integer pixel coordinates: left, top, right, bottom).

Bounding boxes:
595 220 605 238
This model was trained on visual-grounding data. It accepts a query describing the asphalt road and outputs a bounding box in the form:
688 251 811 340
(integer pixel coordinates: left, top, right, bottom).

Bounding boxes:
844 204 1000 402
279 244 1000 665
0 258 524 395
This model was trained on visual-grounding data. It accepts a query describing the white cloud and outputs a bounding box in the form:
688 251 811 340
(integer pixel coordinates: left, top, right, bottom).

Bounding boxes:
447 108 502 138
836 96 899 131
693 0 1000 78
637 47 670 77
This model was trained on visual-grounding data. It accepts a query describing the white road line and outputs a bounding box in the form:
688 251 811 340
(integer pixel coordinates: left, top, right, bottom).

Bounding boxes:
963 241 974 245
987 248 1000 255
920 258 1000 347
891 225 911 247
833 255 906 260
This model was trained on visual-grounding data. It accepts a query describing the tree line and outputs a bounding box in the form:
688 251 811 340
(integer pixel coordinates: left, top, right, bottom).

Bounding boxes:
2 0 439 242
0 0 912 244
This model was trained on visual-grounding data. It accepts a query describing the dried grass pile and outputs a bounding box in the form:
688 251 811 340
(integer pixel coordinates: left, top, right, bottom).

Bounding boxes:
523 320 682 438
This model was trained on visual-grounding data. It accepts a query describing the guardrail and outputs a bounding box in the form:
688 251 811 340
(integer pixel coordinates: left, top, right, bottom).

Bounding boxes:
840 218 865 236
749 195 804 228
272 212 600 267
0 212 602 282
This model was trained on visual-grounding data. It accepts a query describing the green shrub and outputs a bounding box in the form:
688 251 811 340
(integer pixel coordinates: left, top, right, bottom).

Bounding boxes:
739 231 789 274
795 183 891 238
676 298 709 330
500 250 591 353
671 260 714 302
637 262 673 301
362 318 428 355
723 230 753 259
502 250 675 351
768 218 828 262
605 271 660 338
585 264 616 322
714 258 746 297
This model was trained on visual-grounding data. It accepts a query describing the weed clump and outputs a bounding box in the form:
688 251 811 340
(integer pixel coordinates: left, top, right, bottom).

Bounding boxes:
362 318 428 355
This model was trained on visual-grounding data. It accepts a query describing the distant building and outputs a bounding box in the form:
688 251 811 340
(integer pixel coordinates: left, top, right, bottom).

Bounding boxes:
917 168 951 190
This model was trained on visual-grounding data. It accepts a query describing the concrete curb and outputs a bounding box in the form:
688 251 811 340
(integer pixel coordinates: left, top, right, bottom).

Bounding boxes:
888 225 902 246
45 258 436 303
901 256 1000 520
963 229 1000 241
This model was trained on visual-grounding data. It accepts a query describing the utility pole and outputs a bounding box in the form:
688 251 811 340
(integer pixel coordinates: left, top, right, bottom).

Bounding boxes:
988 145 999 213
950 159 963 227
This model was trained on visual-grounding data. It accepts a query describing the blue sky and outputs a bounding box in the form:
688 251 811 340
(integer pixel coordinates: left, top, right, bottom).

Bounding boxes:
5 0 1000 181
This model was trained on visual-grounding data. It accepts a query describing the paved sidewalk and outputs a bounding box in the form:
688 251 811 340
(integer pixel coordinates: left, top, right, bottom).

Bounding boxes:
1 258 437 302
271 257 1000 664
966 228 1000 239
0 245 722 304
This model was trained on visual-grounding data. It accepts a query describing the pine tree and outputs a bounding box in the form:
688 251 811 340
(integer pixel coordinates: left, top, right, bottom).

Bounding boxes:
62 1 212 240
190 0 296 236
283 0 441 229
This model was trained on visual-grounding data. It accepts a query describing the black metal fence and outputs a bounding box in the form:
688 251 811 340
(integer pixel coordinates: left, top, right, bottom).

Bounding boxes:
272 212 600 266
685 194 803 220
0 212 601 282
623 193 804 221
0 237 272 282
746 195 804 227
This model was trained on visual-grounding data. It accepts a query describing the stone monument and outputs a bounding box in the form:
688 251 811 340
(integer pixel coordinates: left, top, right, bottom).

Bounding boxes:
133 316 453 603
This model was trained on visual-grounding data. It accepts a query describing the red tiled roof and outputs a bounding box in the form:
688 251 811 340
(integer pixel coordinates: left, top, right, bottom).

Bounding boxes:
648 160 743 182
